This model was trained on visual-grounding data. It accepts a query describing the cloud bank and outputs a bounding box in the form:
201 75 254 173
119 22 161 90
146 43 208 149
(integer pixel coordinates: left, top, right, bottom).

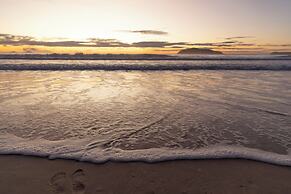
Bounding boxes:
1 33 288 54
127 30 168 35
0 33 191 48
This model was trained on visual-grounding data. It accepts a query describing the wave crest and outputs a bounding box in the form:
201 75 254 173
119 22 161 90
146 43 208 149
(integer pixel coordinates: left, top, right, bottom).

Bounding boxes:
1 63 291 71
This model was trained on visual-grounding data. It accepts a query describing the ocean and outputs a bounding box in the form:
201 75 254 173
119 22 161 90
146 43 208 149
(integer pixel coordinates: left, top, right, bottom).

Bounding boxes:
1 56 291 165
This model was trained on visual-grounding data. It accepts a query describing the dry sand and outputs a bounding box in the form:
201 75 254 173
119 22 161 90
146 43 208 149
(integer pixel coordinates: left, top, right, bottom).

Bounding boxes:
0 155 291 194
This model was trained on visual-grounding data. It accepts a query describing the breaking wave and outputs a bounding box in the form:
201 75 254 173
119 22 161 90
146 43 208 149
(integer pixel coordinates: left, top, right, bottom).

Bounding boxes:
0 60 291 71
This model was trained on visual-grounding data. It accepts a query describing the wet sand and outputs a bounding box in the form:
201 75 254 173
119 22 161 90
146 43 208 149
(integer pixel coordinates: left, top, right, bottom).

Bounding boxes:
0 155 291 194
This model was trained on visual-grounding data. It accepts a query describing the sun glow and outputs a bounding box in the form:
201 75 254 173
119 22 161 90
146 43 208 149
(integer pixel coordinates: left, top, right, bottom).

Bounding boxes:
1 0 291 54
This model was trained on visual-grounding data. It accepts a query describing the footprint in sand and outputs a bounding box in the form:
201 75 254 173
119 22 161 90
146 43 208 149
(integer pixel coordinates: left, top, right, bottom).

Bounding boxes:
50 172 70 194
71 169 86 194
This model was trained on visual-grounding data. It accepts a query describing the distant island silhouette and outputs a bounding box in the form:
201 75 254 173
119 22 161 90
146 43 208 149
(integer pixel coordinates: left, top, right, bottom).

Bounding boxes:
178 48 223 55
270 52 291 56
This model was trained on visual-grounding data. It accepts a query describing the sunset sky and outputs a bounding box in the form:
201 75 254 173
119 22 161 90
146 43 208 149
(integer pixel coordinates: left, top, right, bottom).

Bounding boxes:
1 0 291 54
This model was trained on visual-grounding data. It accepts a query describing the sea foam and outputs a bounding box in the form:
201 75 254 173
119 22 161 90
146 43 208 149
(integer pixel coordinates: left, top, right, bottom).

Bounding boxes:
1 133 291 166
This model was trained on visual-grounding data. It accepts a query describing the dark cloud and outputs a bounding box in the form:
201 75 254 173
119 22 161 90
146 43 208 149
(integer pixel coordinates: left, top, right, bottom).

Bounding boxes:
221 41 239 44
0 33 33 42
220 47 263 50
225 36 254 40
131 41 191 48
259 44 291 47
166 46 185 49
0 34 130 48
86 38 130 47
190 41 256 47
125 30 168 35
190 43 215 46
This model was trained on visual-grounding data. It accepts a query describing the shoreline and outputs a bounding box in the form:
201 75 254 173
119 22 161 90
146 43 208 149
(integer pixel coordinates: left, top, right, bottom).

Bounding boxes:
1 155 291 194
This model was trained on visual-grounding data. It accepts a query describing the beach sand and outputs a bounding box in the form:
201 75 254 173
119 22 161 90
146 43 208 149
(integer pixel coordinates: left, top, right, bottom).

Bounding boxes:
0 155 291 194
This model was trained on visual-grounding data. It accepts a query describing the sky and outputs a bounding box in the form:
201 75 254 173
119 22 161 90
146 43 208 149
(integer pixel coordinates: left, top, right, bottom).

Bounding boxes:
0 0 291 54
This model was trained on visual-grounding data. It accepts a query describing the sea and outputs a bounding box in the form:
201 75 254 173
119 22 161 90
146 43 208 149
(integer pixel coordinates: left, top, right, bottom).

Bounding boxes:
0 55 291 165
